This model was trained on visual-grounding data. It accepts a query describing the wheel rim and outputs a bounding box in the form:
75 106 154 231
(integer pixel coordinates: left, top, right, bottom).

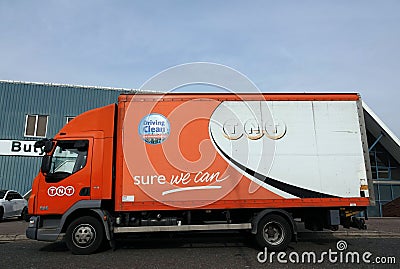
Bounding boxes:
72 224 96 249
262 221 285 246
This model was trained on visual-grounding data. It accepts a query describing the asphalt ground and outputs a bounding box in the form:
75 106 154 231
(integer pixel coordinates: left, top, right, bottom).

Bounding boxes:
1 217 400 241
0 235 399 268
0 218 399 268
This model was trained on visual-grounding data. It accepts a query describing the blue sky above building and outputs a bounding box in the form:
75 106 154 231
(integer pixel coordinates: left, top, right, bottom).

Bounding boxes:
0 0 399 135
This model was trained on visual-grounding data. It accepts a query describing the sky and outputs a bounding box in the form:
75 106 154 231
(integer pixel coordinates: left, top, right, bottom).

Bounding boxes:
0 0 399 135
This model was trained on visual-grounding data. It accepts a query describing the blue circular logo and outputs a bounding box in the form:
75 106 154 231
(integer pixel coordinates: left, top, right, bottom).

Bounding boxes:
138 113 170 144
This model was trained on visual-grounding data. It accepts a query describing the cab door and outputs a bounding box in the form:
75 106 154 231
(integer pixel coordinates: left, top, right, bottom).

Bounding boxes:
36 139 93 215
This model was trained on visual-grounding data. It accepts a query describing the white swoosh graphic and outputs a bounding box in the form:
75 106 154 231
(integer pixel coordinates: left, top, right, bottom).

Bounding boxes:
162 186 222 196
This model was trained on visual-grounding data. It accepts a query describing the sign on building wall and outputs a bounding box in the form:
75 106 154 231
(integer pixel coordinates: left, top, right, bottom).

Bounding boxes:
0 140 44 157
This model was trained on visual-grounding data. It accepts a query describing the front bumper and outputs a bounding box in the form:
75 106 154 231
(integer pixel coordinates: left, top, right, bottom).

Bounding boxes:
26 216 39 240
26 216 61 241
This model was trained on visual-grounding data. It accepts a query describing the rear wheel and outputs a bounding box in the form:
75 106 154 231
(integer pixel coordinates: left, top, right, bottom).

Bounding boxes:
65 216 105 255
255 214 292 251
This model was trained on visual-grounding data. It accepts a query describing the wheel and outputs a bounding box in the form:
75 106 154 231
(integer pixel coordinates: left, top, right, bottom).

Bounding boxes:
65 216 105 255
20 207 29 222
0 207 3 221
255 214 292 251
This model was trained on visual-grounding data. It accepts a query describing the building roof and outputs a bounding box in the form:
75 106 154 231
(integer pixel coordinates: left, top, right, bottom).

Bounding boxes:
363 101 400 164
0 79 136 92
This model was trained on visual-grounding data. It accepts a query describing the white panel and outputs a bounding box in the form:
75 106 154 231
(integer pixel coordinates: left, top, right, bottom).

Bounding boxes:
210 100 366 198
313 101 364 156
267 101 317 155
318 156 363 197
269 155 321 194
267 101 365 197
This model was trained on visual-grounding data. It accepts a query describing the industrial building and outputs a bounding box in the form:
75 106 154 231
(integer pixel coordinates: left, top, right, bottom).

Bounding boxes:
0 80 399 217
363 103 400 217
0 81 128 195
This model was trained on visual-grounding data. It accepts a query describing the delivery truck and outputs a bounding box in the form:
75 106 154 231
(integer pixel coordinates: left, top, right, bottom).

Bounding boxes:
26 93 373 254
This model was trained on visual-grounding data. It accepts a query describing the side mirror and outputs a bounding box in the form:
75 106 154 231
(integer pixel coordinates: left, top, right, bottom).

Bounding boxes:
41 155 52 174
34 139 54 153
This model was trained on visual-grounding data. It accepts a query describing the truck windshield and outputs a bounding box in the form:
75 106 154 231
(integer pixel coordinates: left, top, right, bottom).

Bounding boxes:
49 140 88 175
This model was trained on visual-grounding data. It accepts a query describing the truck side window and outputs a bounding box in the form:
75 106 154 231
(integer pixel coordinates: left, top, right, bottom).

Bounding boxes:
45 140 89 183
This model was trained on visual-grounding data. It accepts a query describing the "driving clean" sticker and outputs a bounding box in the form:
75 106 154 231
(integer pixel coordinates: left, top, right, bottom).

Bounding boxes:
138 113 170 145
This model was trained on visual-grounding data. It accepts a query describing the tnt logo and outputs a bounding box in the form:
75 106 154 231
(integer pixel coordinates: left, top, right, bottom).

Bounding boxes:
222 118 287 141
47 186 75 197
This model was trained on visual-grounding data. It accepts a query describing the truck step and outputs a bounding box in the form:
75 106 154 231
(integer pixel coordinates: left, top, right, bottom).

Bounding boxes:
114 223 252 233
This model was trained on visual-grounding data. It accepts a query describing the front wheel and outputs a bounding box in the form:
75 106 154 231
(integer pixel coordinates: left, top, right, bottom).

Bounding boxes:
255 214 292 252
65 216 105 255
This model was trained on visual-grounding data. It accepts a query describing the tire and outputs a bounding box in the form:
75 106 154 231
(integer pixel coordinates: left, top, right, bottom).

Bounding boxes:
20 207 29 222
65 216 105 255
255 214 292 252
0 207 3 222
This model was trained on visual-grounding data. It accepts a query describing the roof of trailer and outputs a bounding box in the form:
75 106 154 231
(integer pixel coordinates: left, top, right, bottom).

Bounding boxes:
119 92 360 102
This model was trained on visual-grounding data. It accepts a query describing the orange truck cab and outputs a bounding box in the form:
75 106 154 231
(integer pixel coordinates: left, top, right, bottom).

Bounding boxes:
26 93 373 255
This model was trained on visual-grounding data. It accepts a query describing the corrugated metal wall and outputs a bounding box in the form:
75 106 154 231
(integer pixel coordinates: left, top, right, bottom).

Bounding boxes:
0 81 128 194
0 156 41 194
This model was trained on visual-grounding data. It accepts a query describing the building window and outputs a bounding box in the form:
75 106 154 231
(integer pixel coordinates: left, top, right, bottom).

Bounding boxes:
66 116 75 124
25 115 48 137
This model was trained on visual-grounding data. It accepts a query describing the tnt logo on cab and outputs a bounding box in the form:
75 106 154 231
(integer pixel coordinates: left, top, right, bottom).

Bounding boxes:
47 186 75 197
